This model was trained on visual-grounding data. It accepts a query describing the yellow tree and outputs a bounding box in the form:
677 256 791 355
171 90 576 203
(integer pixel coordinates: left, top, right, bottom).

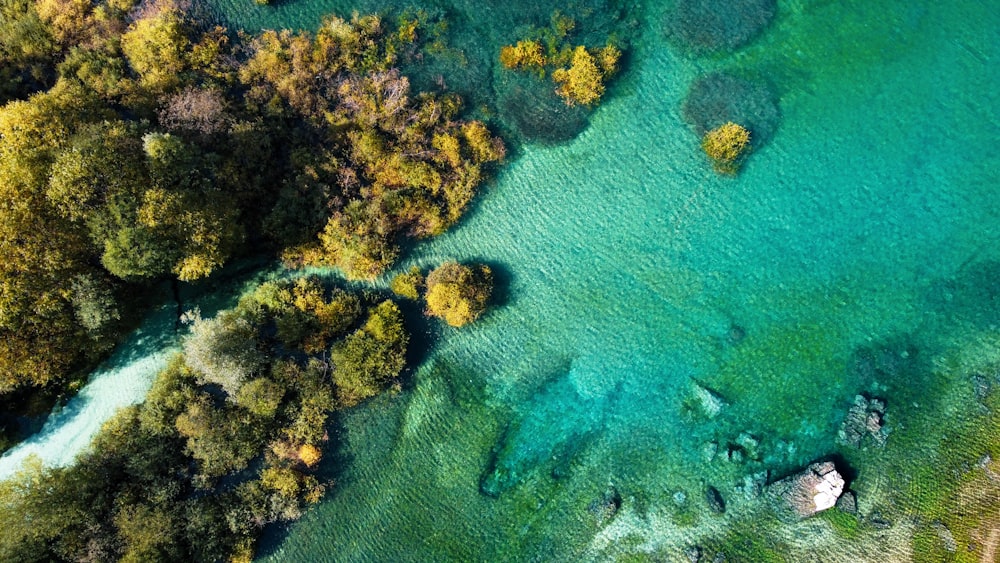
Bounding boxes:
424 261 493 327
552 46 605 106
702 122 751 175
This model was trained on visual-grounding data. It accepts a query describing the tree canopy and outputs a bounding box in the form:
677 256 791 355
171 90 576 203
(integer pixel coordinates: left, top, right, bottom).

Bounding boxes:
424 261 493 327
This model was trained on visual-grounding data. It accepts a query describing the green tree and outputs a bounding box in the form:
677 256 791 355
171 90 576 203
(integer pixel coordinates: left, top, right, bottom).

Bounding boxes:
331 300 408 405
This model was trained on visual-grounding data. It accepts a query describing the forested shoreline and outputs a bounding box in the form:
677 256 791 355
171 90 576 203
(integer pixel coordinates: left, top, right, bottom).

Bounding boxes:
0 0 629 556
0 0 508 442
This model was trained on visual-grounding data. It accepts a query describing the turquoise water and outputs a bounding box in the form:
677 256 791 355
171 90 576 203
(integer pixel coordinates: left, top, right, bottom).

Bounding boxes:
3 0 997 559
251 0 1000 559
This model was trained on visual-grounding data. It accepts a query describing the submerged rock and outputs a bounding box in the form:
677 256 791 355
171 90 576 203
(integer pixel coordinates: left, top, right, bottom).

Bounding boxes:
769 461 845 520
588 485 623 524
705 485 726 514
838 395 889 448
737 470 769 500
835 490 857 514
690 380 727 419
664 0 777 56
702 441 719 462
735 432 760 460
727 324 746 345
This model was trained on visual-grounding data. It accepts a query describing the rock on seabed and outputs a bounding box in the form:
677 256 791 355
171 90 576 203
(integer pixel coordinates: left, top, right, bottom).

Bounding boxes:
769 461 845 520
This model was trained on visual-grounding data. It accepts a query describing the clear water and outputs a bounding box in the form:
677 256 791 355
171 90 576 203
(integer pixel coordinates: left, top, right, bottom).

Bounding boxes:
252 0 1000 559
4 0 998 559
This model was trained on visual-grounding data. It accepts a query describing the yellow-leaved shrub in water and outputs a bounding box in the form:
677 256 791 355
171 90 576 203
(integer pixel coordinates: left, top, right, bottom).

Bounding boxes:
702 122 751 175
424 261 493 327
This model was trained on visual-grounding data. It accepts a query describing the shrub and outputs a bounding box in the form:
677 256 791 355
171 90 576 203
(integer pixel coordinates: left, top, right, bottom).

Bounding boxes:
424 261 493 327
390 266 424 300
552 46 605 106
499 40 546 71
701 122 750 175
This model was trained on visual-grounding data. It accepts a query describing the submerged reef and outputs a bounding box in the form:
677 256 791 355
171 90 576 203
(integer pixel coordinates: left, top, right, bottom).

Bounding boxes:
682 71 781 147
497 72 591 143
664 0 777 56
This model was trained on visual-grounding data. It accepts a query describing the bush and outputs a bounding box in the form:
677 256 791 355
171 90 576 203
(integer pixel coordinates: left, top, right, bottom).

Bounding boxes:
499 40 546 70
701 122 750 175
551 46 604 106
390 266 424 300
424 261 493 327
331 300 408 405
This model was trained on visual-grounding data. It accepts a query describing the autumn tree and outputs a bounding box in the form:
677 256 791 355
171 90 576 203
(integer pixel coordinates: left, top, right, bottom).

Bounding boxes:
424 261 493 327
702 122 751 175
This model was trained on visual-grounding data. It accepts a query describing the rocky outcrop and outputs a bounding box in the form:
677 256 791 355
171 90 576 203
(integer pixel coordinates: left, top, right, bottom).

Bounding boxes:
769 461 845 520
838 395 888 448
835 490 857 514
736 470 769 500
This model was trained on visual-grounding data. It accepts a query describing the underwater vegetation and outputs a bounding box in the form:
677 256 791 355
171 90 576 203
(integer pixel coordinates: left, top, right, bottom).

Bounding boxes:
682 71 781 148
480 362 617 498
664 0 777 56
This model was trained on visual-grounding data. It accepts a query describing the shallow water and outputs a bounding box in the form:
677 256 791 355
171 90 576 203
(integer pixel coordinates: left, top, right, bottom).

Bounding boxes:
249 0 1000 559
3 0 997 558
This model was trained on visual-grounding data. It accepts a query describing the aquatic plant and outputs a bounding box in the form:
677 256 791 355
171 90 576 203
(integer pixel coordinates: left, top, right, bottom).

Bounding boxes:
664 0 777 56
425 261 493 327
682 71 780 146
702 122 751 175
497 71 590 143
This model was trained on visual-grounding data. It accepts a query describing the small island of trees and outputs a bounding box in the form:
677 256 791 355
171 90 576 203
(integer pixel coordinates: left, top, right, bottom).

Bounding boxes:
0 276 408 561
425 261 494 327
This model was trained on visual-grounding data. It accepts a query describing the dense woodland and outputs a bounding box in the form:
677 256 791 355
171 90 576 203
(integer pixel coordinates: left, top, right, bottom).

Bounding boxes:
0 277 410 561
0 0 503 418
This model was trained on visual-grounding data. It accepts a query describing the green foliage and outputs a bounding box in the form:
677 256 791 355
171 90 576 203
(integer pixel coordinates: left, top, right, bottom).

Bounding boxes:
183 309 265 396
332 300 408 405
424 261 493 327
0 0 56 101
